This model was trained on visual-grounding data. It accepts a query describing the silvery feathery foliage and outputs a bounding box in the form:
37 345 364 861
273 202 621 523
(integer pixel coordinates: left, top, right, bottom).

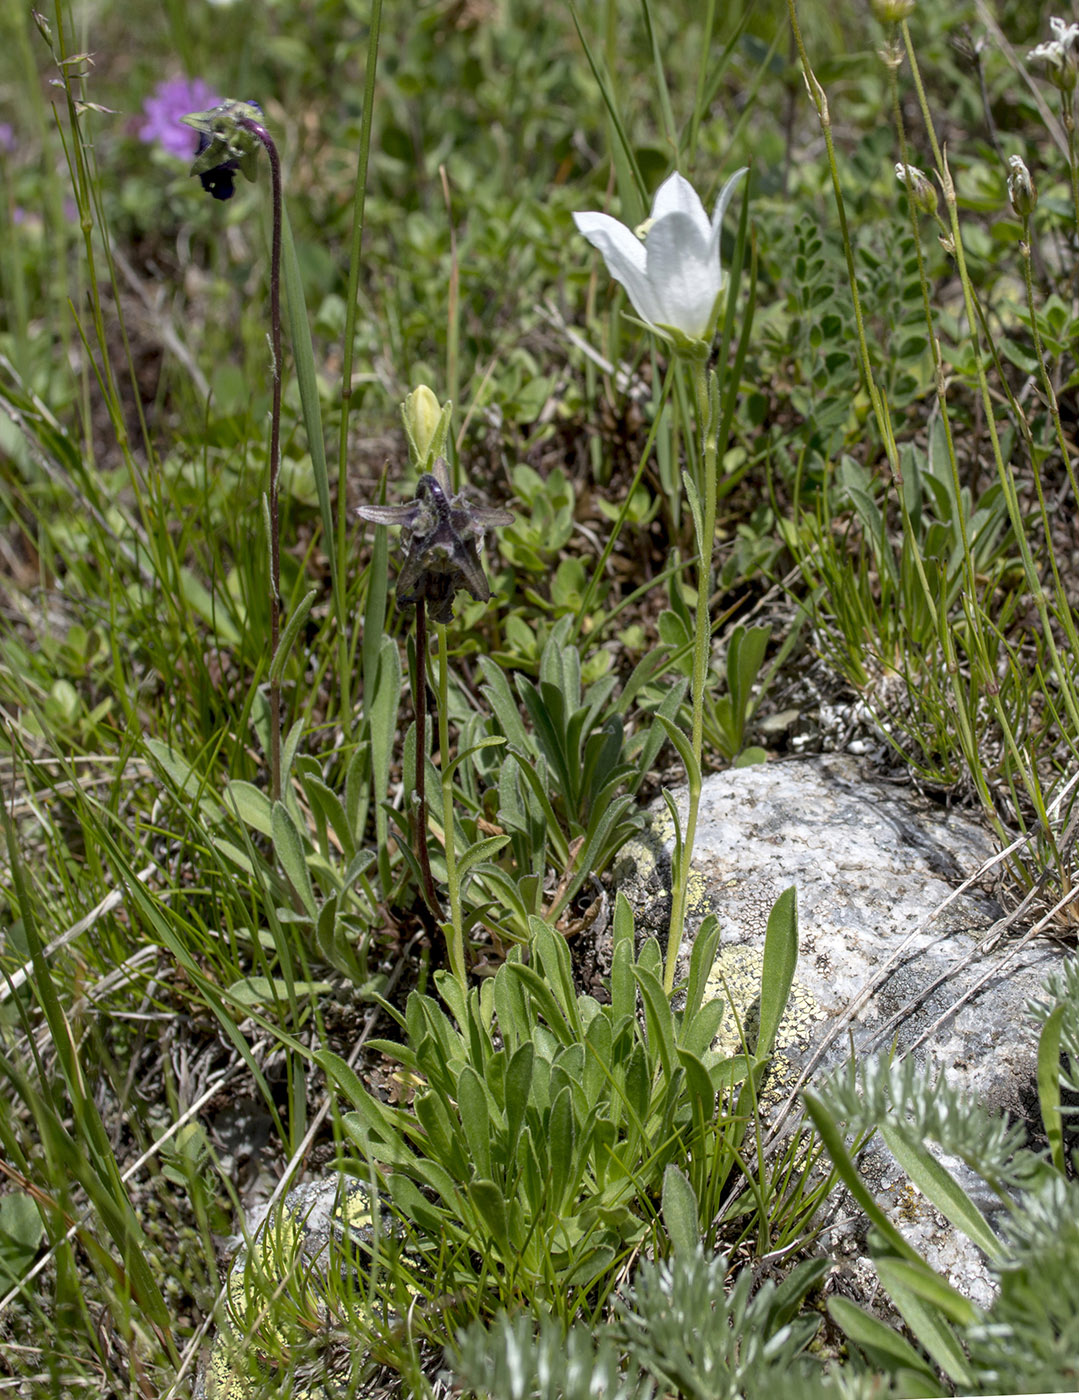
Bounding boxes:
965 1175 1079 1392
449 1310 655 1400
614 1248 824 1400
448 1249 850 1400
813 1055 1043 1196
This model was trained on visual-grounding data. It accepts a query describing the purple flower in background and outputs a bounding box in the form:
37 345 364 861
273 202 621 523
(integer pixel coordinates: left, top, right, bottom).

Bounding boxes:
139 77 222 159
0 123 15 155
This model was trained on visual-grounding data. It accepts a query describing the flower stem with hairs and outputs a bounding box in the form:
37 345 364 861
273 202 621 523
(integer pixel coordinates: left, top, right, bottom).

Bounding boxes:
182 99 285 800
236 113 284 804
412 597 439 914
663 359 716 996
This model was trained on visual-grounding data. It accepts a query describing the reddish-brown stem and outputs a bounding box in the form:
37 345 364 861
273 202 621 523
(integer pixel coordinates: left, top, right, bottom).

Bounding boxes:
238 116 283 803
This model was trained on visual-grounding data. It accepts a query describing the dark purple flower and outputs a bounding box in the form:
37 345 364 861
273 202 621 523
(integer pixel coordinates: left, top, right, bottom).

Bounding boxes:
358 458 513 623
139 77 222 160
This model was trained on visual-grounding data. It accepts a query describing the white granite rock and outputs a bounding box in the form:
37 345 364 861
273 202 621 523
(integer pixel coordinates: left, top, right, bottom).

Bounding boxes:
612 753 1062 1306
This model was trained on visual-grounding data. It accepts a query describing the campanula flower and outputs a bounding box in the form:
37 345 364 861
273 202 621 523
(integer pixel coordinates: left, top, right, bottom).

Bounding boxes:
138 77 222 160
1028 17 1079 90
573 168 747 353
357 458 512 623
180 98 263 200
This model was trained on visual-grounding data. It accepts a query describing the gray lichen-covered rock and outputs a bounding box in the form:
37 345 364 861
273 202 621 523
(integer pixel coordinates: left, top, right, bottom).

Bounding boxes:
195 1177 398 1400
613 754 1061 1305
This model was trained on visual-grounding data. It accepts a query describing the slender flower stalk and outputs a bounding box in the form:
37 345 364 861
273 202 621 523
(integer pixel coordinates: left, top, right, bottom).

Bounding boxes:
239 114 284 804
663 359 717 995
182 100 285 800
358 451 511 988
412 597 439 913
436 620 465 986
574 168 745 995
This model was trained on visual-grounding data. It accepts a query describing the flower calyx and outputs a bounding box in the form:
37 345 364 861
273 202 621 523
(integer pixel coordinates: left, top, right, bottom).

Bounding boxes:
181 98 264 200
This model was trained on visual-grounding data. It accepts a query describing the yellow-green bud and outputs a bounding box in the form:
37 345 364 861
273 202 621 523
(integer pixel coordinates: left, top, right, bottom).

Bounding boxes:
401 385 451 469
1006 155 1037 218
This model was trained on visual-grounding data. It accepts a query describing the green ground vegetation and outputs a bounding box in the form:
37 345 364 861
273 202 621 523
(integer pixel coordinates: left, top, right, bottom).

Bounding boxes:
1 0 1079 1394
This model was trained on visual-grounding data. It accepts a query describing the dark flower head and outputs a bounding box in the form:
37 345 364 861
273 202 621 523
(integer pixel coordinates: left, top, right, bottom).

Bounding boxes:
357 457 513 624
180 98 263 200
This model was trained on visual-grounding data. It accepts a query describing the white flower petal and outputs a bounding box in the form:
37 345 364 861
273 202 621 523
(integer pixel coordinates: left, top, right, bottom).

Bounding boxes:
644 210 719 338
710 167 749 241
650 171 710 239
573 210 665 327
705 167 748 301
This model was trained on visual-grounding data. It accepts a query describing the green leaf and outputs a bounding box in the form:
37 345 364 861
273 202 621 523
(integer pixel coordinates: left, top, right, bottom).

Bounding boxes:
456 1065 493 1180
682 469 706 564
1037 1001 1066 1174
656 713 702 788
611 894 636 1024
268 587 319 685
874 1254 979 1329
226 976 332 1007
879 1123 1003 1263
547 1085 576 1209
682 912 721 1032
875 1256 974 1388
317 1049 378 1111
803 1090 921 1265
341 1110 414 1168
456 834 511 884
503 961 575 1046
634 964 676 1080
756 886 798 1058
827 1296 940 1389
661 1164 700 1257
0 1192 44 1287
369 636 402 890
224 779 274 837
470 1178 511 1257
504 1041 533 1157
530 919 584 1039
271 800 318 919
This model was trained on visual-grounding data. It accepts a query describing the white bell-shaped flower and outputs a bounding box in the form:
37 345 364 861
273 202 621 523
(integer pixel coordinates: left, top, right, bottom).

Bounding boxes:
573 168 747 348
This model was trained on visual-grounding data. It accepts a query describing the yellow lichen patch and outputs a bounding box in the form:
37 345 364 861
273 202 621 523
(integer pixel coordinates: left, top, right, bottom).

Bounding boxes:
685 868 707 915
619 834 657 882
703 945 823 1101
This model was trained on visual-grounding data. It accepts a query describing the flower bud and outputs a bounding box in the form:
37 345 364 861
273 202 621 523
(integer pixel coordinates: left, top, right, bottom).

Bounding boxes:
1006 155 1037 218
895 162 937 216
402 386 452 470
870 0 915 22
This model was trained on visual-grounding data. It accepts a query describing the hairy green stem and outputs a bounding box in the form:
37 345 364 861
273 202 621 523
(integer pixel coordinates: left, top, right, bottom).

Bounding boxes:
663 357 714 997
413 599 439 914
436 622 466 989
